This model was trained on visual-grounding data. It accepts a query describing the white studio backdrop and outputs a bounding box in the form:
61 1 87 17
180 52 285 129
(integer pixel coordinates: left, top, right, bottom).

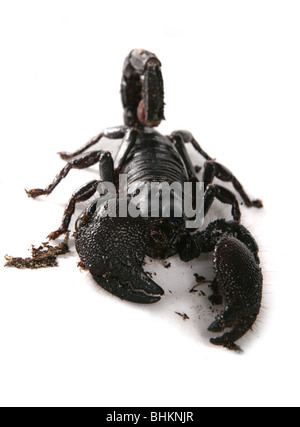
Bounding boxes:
0 0 299 407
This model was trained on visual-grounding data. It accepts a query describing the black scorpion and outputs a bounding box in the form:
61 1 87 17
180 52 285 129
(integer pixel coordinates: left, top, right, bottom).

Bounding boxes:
25 49 263 351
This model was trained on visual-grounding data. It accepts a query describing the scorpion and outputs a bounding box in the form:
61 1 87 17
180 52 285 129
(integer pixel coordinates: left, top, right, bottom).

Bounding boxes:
23 49 263 351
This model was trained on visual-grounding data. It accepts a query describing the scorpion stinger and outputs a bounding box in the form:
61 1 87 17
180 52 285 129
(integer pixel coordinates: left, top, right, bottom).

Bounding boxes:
121 49 165 128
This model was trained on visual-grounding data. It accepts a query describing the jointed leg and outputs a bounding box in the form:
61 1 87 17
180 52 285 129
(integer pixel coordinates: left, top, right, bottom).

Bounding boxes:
169 133 199 181
203 160 263 208
26 150 108 199
47 151 115 240
48 180 100 240
170 130 212 161
58 126 128 161
170 131 262 219
204 184 241 222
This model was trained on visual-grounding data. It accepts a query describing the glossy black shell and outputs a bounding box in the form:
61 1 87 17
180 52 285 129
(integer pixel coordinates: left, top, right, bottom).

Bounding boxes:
120 127 189 185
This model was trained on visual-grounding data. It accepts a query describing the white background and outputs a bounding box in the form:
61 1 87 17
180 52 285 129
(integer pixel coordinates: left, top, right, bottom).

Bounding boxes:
0 0 299 407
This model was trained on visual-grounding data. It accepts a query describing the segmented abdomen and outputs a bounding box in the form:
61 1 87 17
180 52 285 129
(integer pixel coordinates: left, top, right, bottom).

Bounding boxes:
121 129 188 186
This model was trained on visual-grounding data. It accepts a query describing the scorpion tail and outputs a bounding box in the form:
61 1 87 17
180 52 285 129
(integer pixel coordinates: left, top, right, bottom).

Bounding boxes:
75 213 164 304
121 49 165 127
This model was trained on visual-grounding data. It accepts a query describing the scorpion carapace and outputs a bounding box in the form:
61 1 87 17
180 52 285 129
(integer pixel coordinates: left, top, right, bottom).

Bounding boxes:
23 49 263 351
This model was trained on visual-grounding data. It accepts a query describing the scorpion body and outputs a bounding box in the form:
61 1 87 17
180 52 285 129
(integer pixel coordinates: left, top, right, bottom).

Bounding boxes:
24 49 263 351
118 127 188 259
120 128 188 187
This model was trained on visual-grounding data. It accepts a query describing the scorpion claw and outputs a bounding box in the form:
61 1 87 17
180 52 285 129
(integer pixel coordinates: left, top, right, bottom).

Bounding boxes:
207 317 226 333
90 270 163 304
210 337 243 353
75 214 164 304
209 235 263 351
209 314 257 352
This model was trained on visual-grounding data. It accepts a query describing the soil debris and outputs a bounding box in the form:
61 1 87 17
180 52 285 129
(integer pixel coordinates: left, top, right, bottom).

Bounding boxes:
4 234 69 270
175 312 190 321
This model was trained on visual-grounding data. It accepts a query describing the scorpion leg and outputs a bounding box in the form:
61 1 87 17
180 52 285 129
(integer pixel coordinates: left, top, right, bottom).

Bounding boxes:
47 180 100 241
58 126 128 160
170 132 241 221
169 133 200 181
170 131 262 215
178 220 263 351
26 150 106 199
204 184 241 222
48 152 114 240
170 130 212 161
203 160 263 208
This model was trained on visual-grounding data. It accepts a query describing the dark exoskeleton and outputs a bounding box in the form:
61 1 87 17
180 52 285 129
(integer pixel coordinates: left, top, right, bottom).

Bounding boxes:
26 49 263 351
